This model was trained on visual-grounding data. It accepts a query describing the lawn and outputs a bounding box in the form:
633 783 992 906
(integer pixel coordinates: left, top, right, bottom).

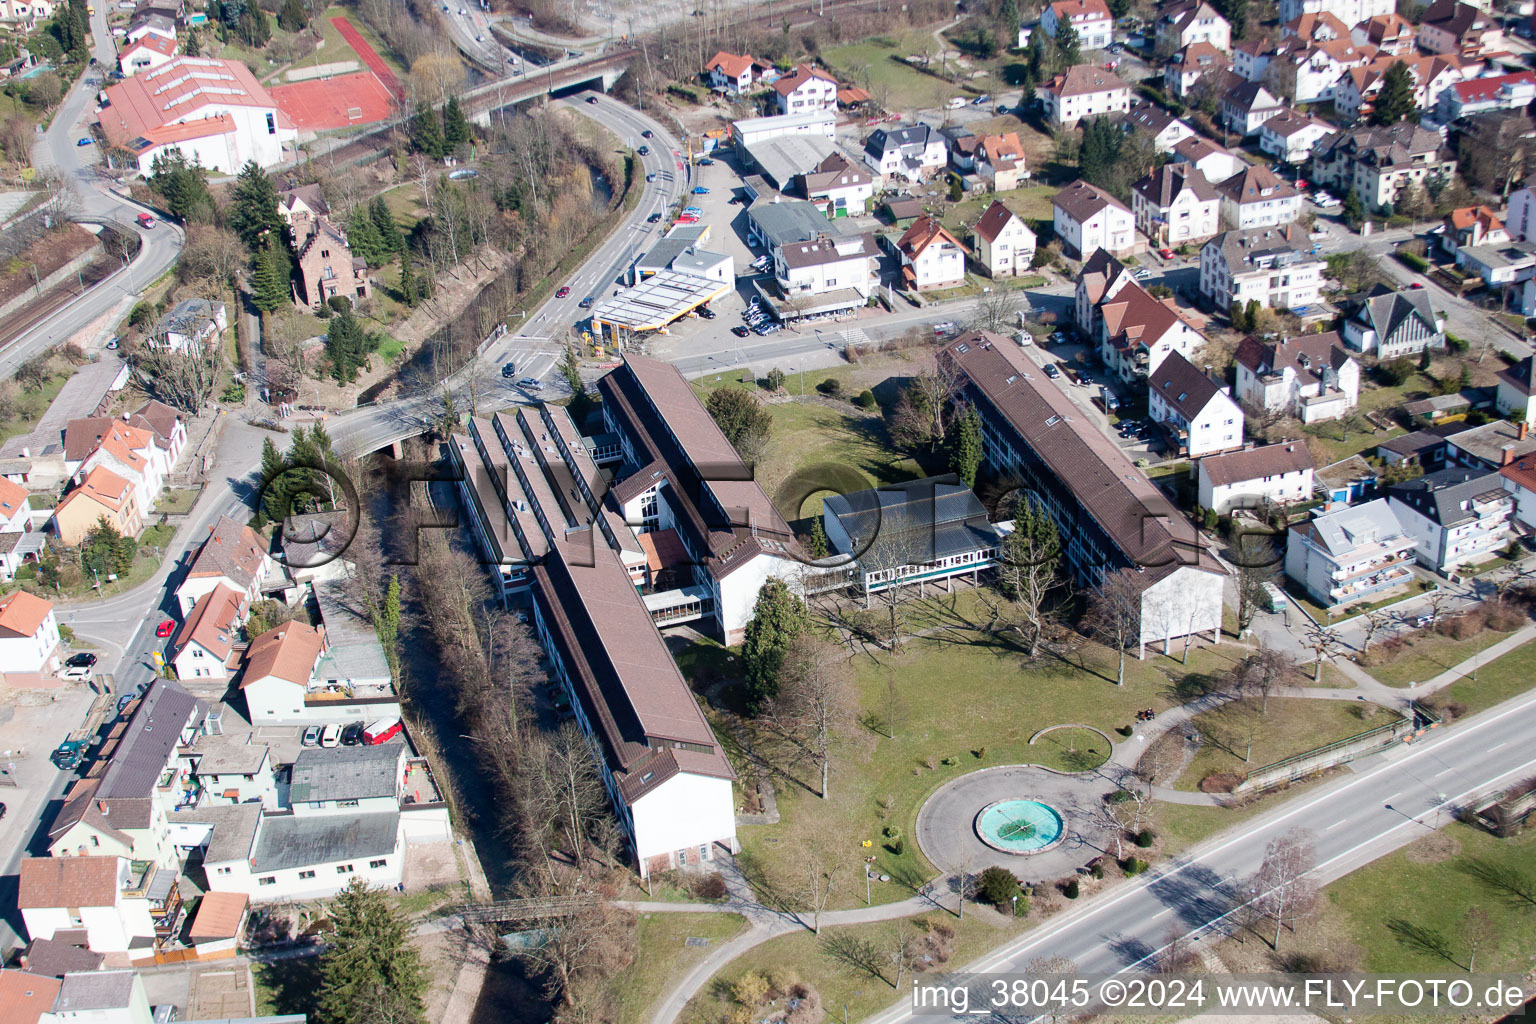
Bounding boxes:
683 911 1028 1024
712 587 1212 908
1361 627 1516 688
1432 634 1536 716
607 912 749 1024
252 956 321 1017
940 183 1058 237
0 372 69 447
689 377 924 520
1318 822 1536 975
287 5 409 79
152 487 203 516
1176 697 1391 791
378 183 427 234
822 35 965 112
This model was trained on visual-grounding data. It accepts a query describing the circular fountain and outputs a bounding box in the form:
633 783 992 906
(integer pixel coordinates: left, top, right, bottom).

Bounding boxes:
975 799 1066 855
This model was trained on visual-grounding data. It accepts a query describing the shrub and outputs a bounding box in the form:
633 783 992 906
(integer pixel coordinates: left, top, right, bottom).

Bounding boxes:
1116 725 1133 737
1446 333 1470 353
1122 858 1148 876
1107 789 1134 804
1486 602 1526 631
1063 878 1080 899
1200 773 1241 793
327 295 353 314
691 873 729 901
1088 861 1105 880
1396 250 1429 273
816 378 843 397
765 368 786 392
732 972 772 1007
890 837 905 855
1377 357 1416 386
941 755 959 766
855 389 876 408
975 866 1022 908
1134 829 1156 848
882 824 902 839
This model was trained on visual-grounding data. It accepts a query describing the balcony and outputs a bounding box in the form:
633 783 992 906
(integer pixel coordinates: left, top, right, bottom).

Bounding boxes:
1332 550 1414 583
1330 564 1413 600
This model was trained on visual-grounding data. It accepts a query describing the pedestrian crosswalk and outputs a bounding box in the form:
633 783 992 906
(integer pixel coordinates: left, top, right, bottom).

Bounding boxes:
492 335 562 384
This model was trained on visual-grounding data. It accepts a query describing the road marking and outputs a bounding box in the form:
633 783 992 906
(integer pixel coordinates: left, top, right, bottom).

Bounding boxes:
1490 742 1507 751
1435 768 1453 777
1325 818 1346 830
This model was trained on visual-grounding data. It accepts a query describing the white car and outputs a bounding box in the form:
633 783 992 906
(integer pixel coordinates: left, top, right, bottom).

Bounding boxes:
320 723 341 747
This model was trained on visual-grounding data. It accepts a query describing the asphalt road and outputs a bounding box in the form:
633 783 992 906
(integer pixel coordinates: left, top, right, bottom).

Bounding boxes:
7 4 185 377
864 685 1536 1024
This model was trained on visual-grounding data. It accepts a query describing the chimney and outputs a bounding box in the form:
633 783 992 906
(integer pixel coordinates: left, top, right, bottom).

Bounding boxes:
1503 443 1518 467
1520 421 1529 442
98 800 109 816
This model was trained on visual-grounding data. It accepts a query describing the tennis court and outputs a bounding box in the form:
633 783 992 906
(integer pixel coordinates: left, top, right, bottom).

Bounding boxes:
271 70 397 130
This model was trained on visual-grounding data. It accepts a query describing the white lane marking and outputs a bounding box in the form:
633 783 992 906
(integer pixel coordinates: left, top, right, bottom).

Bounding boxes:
1325 819 1346 830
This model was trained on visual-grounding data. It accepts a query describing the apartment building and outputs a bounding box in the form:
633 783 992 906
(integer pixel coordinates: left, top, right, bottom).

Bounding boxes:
896 216 970 290
1197 441 1316 513
1041 64 1131 128
1285 499 1417 608
1094 274 1209 385
1156 0 1231 52
1200 224 1324 312
1147 352 1245 458
971 201 1038 277
1041 0 1114 49
1234 331 1361 424
1311 119 1457 212
1054 179 1135 258
1132 163 1221 247
1387 467 1514 574
941 331 1227 655
1217 163 1303 230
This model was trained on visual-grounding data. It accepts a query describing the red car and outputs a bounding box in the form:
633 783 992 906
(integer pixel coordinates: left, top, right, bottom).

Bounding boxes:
1294 178 1309 189
556 286 571 298
155 619 174 638
1409 282 1424 289
1158 247 1174 259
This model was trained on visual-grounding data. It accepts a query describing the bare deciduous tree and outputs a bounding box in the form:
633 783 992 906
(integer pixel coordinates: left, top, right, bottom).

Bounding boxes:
1459 906 1498 972
1250 832 1319 951
1087 570 1142 685
1304 623 1342 684
768 634 855 799
1231 532 1279 637
510 896 636 1007
967 288 1028 334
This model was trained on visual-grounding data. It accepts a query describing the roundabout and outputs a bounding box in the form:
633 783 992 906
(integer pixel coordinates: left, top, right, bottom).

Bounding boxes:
916 763 1123 878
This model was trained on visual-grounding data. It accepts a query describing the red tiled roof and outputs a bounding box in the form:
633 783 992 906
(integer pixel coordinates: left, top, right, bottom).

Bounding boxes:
896 214 970 258
705 51 758 78
98 56 283 153
0 591 51 639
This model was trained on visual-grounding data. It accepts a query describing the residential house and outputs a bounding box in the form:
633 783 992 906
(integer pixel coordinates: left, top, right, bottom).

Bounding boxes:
941 331 1228 656
276 182 327 233
0 476 31 533
1075 246 1136 335
293 217 370 310
1353 12 1416 55
1095 275 1209 385
772 232 878 299
0 590 61 684
820 479 1010 597
0 476 37 582
176 516 273 616
1332 55 1475 128
117 33 177 77
1440 204 1509 257
171 584 243 682
145 298 225 353
1506 173 1536 241
0 529 46 584
895 216 969 290
773 64 838 114
1197 441 1316 512
1454 240 1536 289
1417 0 1498 57
1221 81 1285 136
67 423 160 522
1251 34 1376 106
1054 179 1135 258
1496 354 1536 423
1340 285 1446 356
129 401 185 470
1277 0 1393 25
1041 64 1131 128
0 970 60 1024
1156 0 1231 52
971 201 1037 277
183 731 279 809
1259 108 1335 165
799 150 875 217
977 132 1027 192
47 680 204 867
1234 331 1361 423
17 858 165 958
0 0 55 22
1281 10 1351 43
1041 0 1114 50
239 617 394 726
1173 136 1245 183
704 51 767 96
1387 467 1513 574
1232 34 1277 83
1498 448 1536 527
1164 42 1231 99
1446 418 1536 471
861 124 948 183
51 468 141 546
185 891 248 959
124 11 175 43
1200 224 1325 312
1217 163 1303 229
940 126 981 172
1379 430 1450 470
1285 498 1417 607
1124 104 1197 152
1147 352 1245 457
48 970 154 1024
1437 71 1536 121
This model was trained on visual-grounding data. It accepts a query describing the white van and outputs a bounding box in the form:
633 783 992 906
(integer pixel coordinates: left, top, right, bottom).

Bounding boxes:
945 97 966 109
320 723 341 747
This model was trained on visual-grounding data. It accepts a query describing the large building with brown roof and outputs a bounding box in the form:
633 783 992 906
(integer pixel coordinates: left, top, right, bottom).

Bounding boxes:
1054 180 1135 259
1040 63 1130 128
1197 441 1316 512
1091 267 1209 386
175 515 273 616
50 466 142 547
941 331 1226 654
447 363 767 876
238 620 392 727
17 855 162 957
1234 331 1361 424
171 583 243 683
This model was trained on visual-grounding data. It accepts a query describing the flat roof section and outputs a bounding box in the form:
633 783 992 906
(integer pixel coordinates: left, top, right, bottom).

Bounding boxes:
591 271 732 333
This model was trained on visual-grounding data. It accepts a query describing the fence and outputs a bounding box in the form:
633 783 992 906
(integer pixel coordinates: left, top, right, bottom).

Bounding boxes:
1234 707 1429 793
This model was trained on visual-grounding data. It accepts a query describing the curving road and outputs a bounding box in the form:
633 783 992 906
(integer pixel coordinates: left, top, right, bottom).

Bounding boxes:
9 6 185 375
323 91 690 458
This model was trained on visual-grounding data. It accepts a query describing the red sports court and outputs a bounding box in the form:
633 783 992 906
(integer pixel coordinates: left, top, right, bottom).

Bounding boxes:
271 16 402 132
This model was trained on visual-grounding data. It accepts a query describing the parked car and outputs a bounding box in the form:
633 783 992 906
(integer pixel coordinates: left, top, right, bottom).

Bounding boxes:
731 325 750 337
1157 247 1174 259
302 725 321 747
137 213 156 229
66 652 97 670
364 717 403 745
692 186 710 194
698 306 716 319
77 137 92 147
1043 364 1061 379
341 722 365 746
117 694 136 714
698 157 715 166
319 724 341 747
155 619 174 638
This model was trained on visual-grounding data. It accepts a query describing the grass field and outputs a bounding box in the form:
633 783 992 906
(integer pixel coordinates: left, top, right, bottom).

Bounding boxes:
718 587 1214 907
1176 697 1388 791
940 184 1058 237
610 913 750 1024
378 183 428 233
1318 822 1536 975
823 36 966 112
0 372 68 447
1432 633 1536 716
683 911 1028 1024
1362 627 1516 688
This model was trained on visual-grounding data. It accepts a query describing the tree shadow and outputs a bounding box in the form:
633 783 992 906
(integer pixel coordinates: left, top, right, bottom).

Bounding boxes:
820 931 889 985
250 957 322 1016
1385 919 1462 968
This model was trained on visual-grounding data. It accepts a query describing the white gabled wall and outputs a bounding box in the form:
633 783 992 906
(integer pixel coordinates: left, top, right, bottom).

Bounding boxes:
1138 567 1224 655
630 771 737 871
